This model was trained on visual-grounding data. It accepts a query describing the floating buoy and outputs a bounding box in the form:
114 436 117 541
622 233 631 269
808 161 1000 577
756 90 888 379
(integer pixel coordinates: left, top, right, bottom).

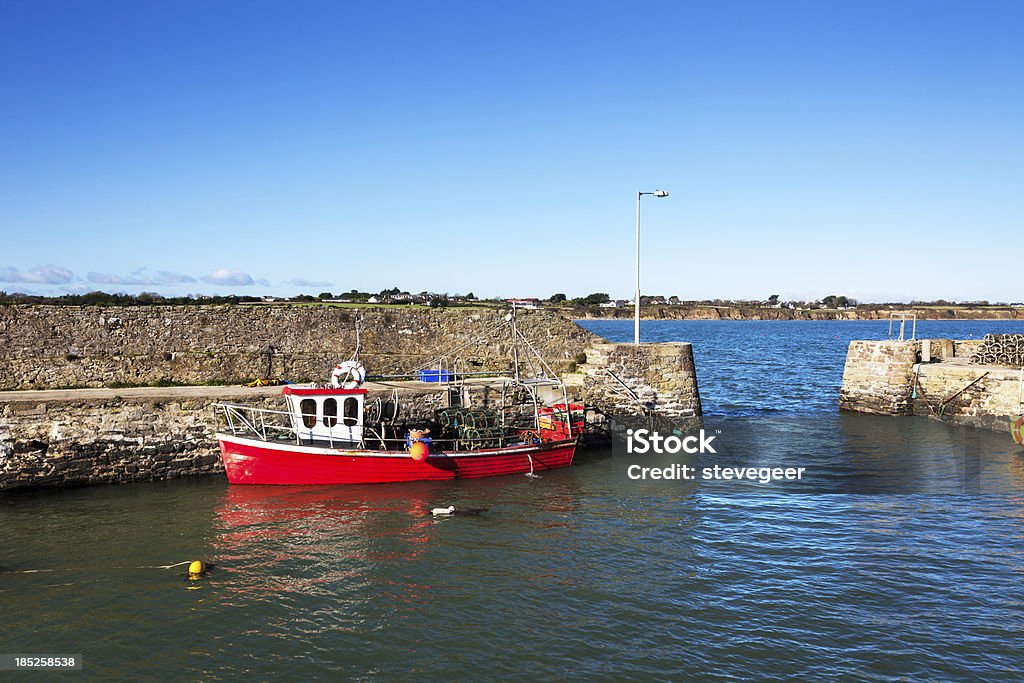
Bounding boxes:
410 441 429 461
187 560 206 578
432 506 456 515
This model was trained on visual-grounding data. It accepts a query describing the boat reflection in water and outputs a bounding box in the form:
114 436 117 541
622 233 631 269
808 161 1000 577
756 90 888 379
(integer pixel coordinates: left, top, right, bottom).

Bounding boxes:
211 482 447 605
209 472 585 633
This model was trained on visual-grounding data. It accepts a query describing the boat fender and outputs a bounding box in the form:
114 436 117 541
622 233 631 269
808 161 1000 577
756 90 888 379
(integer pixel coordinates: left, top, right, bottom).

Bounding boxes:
410 441 430 461
330 361 366 389
407 429 432 460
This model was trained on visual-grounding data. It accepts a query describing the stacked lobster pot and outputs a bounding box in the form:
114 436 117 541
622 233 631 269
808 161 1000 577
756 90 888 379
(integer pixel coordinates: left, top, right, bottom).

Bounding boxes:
968 334 1024 368
436 407 508 450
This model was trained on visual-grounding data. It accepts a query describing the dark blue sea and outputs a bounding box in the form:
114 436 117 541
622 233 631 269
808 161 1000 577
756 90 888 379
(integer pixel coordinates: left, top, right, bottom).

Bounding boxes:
3 319 1024 681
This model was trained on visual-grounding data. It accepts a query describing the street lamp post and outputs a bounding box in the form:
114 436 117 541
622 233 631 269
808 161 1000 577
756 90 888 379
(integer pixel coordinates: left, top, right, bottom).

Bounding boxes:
635 189 669 344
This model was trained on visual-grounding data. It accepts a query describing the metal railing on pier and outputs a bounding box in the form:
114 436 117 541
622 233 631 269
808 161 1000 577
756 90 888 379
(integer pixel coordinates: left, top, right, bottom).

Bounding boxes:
888 312 918 341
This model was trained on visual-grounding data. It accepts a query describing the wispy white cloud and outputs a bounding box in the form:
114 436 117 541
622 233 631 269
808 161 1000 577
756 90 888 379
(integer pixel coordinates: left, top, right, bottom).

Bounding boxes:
200 269 256 286
87 272 145 285
64 284 105 295
0 264 75 284
285 278 334 288
1 287 44 296
152 270 197 285
87 268 197 285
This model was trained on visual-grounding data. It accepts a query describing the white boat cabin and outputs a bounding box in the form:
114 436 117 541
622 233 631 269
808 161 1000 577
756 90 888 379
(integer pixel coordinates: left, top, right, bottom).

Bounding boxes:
282 386 366 446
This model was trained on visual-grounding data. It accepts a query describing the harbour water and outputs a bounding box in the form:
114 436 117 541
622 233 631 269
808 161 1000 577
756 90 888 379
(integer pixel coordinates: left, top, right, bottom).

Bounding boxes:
3 320 1024 680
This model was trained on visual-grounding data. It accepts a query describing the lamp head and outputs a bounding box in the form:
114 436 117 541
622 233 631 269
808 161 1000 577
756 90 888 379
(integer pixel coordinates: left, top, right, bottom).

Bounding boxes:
653 190 669 198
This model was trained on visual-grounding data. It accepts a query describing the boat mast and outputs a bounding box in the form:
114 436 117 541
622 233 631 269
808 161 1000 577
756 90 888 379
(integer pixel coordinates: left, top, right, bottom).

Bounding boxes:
511 302 520 383
352 311 362 362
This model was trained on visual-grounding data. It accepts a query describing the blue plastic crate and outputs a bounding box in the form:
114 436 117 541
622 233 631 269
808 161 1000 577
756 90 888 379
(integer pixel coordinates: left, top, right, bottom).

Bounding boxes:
418 369 451 383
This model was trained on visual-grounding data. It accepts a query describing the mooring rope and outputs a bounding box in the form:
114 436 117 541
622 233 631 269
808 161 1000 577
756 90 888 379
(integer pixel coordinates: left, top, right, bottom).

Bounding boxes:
2 560 194 574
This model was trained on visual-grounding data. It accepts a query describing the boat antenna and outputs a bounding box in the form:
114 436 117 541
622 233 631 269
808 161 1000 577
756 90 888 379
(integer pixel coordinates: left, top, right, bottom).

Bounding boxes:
511 302 520 383
352 311 362 362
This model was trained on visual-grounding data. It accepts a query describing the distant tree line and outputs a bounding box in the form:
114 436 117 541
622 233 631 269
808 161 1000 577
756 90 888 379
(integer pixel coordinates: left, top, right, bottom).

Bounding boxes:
0 287 482 307
0 291 264 306
3 289 1017 308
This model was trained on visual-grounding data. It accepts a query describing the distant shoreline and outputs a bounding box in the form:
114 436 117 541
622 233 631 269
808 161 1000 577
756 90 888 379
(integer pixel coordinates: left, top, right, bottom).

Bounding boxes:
575 316 1024 322
567 305 1024 322
2 300 1022 322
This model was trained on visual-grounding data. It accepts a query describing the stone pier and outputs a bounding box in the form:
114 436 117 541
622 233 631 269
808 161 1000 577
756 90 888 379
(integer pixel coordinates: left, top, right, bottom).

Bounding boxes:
0 382 457 491
564 342 703 427
839 339 1024 432
0 386 275 491
838 341 920 415
0 304 708 489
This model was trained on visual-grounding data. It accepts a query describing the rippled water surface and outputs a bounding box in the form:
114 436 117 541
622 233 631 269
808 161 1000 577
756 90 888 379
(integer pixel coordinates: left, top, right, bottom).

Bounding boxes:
4 320 1024 681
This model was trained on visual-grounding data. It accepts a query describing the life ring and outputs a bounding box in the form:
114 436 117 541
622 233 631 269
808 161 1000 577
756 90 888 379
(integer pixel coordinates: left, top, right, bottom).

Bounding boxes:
1013 415 1024 446
331 360 366 389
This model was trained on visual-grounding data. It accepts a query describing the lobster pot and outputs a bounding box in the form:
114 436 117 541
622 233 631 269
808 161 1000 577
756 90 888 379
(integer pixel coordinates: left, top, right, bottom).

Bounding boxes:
969 333 1024 368
438 407 500 430
459 425 505 449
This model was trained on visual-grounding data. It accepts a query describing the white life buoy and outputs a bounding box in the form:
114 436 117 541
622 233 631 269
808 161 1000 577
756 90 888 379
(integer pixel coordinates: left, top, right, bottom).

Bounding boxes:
331 360 366 389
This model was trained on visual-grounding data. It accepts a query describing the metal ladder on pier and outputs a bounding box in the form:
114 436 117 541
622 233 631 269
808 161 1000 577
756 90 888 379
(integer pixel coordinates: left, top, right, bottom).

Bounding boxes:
889 312 917 341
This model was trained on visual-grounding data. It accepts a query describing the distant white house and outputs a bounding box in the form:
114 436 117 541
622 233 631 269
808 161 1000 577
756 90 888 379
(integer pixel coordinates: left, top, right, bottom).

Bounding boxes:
506 298 540 309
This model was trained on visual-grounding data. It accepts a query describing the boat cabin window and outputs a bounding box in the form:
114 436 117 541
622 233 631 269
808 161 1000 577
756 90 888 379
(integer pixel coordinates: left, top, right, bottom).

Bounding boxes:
323 398 338 427
300 399 317 429
343 397 359 426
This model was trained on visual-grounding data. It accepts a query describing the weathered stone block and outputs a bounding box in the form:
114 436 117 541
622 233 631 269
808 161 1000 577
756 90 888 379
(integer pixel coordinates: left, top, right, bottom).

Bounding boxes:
839 340 920 415
572 342 702 421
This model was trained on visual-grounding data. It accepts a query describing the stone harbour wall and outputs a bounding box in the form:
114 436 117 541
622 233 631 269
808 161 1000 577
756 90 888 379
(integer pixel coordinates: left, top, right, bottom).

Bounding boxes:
0 304 598 390
0 304 712 490
567 342 703 426
0 384 454 491
912 364 1024 432
0 338 708 490
0 394 265 490
839 339 1024 432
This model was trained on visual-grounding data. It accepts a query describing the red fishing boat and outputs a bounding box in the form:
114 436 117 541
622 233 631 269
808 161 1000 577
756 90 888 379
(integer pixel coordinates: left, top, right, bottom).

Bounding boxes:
215 384 582 485
214 311 584 485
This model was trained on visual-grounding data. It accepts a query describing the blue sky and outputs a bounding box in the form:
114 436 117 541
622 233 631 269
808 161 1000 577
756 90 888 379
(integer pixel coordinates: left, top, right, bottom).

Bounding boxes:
1 0 1021 302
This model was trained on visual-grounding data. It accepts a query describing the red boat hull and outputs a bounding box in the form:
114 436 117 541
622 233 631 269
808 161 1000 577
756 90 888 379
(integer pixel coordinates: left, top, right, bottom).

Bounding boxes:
217 434 577 485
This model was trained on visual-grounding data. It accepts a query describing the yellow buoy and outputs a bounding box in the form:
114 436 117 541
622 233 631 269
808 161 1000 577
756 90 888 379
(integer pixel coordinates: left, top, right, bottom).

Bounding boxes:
188 560 206 577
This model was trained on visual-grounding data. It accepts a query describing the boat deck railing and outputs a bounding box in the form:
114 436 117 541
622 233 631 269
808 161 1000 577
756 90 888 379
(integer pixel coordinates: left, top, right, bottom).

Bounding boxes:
213 402 569 452
215 403 298 442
